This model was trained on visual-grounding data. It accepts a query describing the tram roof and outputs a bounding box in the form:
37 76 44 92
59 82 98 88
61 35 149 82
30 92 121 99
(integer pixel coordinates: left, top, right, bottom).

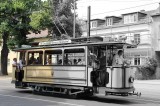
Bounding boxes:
13 40 135 51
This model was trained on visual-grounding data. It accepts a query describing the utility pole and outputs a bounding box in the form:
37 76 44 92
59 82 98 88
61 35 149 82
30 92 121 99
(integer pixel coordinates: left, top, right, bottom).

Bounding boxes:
73 0 76 38
87 6 91 38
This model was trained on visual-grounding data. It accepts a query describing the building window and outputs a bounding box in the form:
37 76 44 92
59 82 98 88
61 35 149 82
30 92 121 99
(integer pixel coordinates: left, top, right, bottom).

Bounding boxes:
134 55 140 65
134 34 140 44
91 21 97 28
124 14 137 24
106 18 112 26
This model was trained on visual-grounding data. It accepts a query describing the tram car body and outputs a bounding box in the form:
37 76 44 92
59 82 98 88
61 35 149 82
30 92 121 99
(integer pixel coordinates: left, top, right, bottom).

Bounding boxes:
12 37 137 97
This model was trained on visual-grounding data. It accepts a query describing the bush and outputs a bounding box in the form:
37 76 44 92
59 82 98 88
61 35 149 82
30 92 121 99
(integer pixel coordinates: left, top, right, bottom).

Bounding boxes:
137 57 157 80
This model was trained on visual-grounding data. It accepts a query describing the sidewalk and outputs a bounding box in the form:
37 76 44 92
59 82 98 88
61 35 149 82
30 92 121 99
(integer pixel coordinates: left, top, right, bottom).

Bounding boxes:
0 75 11 79
135 80 160 85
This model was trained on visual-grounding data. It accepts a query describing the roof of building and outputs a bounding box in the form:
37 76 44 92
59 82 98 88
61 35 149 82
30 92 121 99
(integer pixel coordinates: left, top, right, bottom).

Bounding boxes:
90 19 105 21
151 13 160 17
122 11 147 15
105 16 122 19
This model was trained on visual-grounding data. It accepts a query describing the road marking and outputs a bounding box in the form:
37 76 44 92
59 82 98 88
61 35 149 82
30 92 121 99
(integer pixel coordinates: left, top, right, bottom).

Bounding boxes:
124 97 160 104
0 93 85 106
98 93 160 104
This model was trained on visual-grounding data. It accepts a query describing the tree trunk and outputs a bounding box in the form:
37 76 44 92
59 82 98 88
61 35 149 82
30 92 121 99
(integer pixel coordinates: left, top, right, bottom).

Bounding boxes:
0 32 9 76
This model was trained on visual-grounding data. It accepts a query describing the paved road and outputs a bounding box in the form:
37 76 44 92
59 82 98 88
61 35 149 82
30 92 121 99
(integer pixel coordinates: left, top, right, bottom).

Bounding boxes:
0 77 160 106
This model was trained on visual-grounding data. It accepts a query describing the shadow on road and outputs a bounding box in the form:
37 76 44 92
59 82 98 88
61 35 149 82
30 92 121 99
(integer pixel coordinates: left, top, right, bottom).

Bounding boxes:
16 89 141 105
83 96 141 105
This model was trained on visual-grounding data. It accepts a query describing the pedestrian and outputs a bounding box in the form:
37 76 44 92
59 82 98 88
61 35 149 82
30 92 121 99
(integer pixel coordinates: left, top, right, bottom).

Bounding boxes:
12 58 17 67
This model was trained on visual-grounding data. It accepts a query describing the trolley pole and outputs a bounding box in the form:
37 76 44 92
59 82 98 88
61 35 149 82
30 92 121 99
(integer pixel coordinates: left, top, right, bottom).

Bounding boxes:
73 0 76 38
87 6 91 39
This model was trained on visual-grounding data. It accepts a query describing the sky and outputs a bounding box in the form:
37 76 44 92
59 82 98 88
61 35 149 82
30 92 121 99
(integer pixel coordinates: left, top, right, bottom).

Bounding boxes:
76 0 160 19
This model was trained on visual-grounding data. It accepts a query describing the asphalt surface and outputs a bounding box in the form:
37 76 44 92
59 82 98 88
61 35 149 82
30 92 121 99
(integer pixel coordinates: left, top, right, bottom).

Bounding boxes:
0 77 160 106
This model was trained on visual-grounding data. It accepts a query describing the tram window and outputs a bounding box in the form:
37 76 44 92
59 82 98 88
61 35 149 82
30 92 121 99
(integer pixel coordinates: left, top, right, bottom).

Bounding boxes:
28 51 43 65
45 50 62 65
64 48 85 65
17 51 26 66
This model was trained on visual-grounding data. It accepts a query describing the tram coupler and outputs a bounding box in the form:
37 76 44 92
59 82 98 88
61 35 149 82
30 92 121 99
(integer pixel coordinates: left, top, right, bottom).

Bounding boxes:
130 91 141 97
105 91 141 97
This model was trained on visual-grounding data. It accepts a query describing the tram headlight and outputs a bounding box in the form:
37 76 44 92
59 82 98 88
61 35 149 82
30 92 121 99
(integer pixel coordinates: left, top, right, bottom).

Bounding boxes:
129 77 134 83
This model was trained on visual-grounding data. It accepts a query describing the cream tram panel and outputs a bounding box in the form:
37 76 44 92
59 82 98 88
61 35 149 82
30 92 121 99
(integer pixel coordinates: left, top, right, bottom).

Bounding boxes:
26 66 87 86
26 66 53 83
53 66 86 79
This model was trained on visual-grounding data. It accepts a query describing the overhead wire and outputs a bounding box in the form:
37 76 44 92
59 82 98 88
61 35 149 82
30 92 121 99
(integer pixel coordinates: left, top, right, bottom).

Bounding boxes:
77 1 159 18
78 0 157 3
91 2 159 16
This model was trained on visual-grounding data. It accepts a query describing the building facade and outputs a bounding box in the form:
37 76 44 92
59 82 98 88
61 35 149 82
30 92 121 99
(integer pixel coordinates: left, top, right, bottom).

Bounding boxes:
82 5 160 78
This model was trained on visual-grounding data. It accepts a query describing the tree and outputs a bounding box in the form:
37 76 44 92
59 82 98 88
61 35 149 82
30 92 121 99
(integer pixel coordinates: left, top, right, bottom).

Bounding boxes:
0 1 12 75
137 57 157 80
0 0 51 75
29 1 52 32
49 0 82 39
0 0 82 75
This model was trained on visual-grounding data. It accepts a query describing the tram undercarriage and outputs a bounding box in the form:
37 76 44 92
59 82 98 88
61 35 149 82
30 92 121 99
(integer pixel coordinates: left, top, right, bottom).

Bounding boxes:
15 81 94 98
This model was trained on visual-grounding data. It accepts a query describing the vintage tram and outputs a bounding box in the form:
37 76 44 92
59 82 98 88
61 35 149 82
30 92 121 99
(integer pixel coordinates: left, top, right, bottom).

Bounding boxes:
12 37 139 97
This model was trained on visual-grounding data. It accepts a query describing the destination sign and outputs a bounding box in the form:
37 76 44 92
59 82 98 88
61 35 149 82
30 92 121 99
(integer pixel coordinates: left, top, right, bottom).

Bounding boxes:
39 40 72 46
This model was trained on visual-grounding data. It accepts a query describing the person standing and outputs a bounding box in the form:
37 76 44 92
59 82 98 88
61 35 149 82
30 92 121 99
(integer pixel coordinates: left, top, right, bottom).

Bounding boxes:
112 50 124 66
12 58 17 67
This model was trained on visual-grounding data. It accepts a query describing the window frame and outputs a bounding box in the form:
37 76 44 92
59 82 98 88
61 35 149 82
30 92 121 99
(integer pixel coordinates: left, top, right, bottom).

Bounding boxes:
106 18 113 26
134 55 141 65
63 47 86 66
91 21 97 28
27 50 44 65
124 14 137 24
134 34 140 44
44 49 63 66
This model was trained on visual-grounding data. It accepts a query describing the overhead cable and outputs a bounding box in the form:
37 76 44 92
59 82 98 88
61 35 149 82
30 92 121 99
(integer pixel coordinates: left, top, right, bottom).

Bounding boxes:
78 1 159 18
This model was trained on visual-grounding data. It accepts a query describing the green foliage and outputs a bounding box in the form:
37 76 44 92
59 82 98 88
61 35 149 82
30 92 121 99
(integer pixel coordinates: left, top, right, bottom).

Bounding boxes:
12 0 26 10
7 39 16 50
29 1 52 31
0 0 52 48
50 0 82 38
30 11 51 31
0 0 52 75
137 57 157 80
